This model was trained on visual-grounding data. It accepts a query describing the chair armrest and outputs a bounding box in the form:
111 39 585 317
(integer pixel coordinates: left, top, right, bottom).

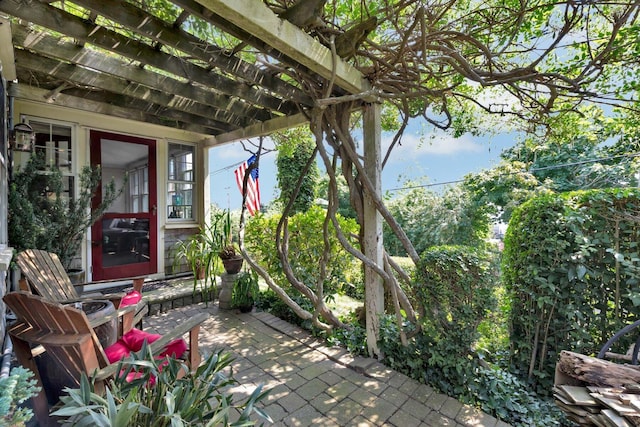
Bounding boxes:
146 312 208 353
89 304 136 330
61 293 125 304
95 312 209 380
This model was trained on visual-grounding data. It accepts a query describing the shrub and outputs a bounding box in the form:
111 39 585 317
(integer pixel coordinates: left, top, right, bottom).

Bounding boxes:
378 316 569 426
503 188 640 393
52 346 271 426
0 367 40 426
245 205 362 304
414 245 497 357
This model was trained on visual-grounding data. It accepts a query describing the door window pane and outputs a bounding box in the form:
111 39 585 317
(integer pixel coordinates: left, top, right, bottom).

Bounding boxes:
129 166 149 213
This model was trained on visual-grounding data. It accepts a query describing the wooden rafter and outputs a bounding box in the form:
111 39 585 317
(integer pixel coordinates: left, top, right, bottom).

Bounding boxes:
0 0 369 142
70 0 314 107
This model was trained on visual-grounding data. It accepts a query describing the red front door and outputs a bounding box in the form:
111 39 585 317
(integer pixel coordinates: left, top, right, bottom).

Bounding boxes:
90 131 157 280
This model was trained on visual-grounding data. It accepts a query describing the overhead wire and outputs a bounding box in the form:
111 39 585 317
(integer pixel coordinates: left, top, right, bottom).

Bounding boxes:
209 149 640 192
386 151 640 192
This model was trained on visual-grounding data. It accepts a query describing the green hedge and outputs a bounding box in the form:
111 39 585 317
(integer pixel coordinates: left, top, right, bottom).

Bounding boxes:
503 188 640 393
380 246 496 396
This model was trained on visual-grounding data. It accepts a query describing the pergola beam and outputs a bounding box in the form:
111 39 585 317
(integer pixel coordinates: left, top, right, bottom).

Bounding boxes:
11 24 269 126
206 113 309 146
71 0 313 107
0 0 298 114
193 0 370 96
9 83 213 135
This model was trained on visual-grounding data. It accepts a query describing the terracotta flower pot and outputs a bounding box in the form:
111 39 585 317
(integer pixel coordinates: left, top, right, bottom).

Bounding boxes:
222 257 243 274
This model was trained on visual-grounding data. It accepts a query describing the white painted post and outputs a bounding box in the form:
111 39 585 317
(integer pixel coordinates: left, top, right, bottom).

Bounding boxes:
363 103 384 359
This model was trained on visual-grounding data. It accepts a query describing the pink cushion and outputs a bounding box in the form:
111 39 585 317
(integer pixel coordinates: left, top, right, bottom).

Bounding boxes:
104 340 131 364
121 328 161 351
104 328 188 364
159 339 188 358
120 290 142 307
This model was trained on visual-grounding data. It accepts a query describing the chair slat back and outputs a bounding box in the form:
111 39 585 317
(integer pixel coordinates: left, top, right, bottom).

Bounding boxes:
4 292 108 372
16 249 78 301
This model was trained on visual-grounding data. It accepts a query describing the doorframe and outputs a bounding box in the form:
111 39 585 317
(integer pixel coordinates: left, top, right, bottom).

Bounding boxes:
89 130 158 281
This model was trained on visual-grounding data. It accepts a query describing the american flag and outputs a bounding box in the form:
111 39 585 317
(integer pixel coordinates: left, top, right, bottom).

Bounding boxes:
234 155 261 215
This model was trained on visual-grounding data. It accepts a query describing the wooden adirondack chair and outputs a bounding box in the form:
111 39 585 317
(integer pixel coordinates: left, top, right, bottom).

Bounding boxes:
4 291 208 427
16 248 148 325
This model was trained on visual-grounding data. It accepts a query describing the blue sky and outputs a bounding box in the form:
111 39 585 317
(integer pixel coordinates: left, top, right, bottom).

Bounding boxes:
208 123 517 211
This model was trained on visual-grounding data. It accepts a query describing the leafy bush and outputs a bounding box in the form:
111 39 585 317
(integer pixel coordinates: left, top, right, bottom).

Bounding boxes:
378 246 569 426
245 205 362 301
378 317 569 426
414 245 497 357
503 188 640 393
323 309 368 356
382 246 497 392
52 346 271 426
0 367 40 426
470 366 567 426
8 151 122 270
255 289 313 328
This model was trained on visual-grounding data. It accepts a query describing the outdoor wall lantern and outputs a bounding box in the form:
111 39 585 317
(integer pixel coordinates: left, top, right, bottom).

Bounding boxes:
9 121 35 152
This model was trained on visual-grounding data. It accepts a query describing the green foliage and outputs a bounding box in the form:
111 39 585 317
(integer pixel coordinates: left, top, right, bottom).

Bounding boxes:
173 208 237 304
245 205 361 300
0 367 40 426
232 270 260 310
172 230 217 303
378 317 568 427
255 289 312 328
274 127 319 215
8 152 122 270
415 246 497 357
323 309 368 356
473 107 640 223
470 367 567 426
317 170 357 219
503 188 640 394
463 161 545 223
384 184 489 256
382 246 498 396
52 347 271 426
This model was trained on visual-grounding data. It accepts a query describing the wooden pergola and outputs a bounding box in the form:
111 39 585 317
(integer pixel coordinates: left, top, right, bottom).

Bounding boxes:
0 0 371 143
0 0 385 356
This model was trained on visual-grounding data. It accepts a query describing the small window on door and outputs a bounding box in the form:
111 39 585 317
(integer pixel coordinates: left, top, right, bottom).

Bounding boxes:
130 165 149 213
167 143 194 220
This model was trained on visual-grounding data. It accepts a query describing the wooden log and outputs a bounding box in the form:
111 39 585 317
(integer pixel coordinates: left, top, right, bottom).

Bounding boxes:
557 350 640 388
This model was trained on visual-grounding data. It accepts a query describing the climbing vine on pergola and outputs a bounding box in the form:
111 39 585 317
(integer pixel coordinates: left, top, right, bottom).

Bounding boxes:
236 0 640 358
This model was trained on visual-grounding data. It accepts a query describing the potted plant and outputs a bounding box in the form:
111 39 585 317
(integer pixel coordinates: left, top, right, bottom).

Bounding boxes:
172 230 216 301
0 367 40 427
8 152 122 276
215 209 243 274
231 270 260 312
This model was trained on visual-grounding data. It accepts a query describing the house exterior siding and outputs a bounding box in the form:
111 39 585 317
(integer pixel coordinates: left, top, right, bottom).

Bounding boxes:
7 99 210 284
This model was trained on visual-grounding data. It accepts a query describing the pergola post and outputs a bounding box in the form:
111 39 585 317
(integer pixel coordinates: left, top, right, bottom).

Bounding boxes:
363 102 384 359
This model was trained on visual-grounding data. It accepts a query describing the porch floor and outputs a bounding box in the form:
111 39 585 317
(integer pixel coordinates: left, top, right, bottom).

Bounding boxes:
142 302 511 426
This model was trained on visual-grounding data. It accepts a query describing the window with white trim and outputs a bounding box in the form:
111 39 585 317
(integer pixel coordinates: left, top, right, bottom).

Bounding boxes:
167 143 194 220
31 120 74 203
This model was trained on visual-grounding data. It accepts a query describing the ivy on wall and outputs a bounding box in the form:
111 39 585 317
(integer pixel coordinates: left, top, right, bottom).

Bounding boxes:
503 188 640 393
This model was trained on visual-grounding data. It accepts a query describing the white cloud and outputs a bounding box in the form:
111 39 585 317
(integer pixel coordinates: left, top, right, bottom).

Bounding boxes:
382 132 484 162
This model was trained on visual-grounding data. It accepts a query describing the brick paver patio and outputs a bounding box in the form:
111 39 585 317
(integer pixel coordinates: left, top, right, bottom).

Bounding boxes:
145 302 511 427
